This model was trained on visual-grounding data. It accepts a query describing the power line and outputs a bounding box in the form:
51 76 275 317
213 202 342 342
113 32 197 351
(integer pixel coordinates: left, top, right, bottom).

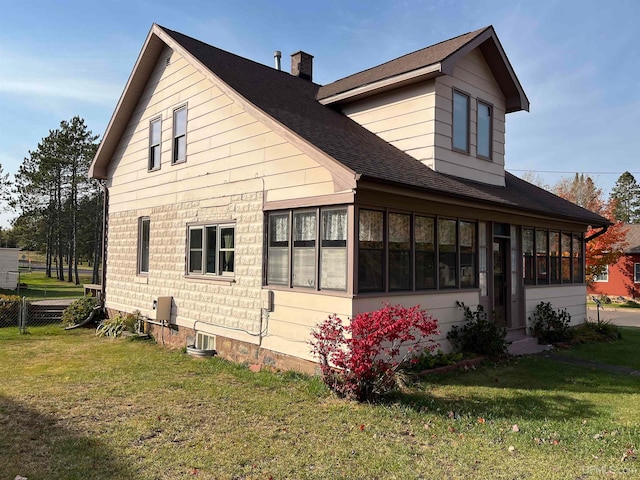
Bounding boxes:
510 169 640 175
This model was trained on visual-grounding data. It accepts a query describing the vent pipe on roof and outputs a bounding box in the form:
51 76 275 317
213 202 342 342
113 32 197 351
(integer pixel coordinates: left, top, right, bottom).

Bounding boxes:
274 51 282 71
291 51 313 81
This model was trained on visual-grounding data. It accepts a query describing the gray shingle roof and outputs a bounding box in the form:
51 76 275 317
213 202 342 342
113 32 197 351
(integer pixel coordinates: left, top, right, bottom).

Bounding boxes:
623 224 640 253
160 26 607 227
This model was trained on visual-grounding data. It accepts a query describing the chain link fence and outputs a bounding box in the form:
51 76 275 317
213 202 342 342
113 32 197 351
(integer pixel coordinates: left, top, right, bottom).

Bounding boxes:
0 297 71 331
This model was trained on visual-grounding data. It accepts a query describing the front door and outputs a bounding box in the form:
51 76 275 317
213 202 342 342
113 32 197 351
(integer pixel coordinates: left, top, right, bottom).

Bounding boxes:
493 237 509 327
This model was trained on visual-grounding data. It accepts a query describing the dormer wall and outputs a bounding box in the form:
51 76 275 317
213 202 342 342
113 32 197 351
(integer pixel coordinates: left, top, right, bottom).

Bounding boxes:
340 47 507 187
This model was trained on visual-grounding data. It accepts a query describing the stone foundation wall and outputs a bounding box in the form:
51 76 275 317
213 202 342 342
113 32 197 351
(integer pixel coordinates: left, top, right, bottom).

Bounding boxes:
107 313 319 375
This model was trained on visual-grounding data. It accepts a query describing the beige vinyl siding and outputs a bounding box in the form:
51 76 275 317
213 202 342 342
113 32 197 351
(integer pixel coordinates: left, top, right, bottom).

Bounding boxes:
524 284 588 327
341 82 436 164
107 47 340 213
104 46 349 354
434 48 507 186
261 290 353 361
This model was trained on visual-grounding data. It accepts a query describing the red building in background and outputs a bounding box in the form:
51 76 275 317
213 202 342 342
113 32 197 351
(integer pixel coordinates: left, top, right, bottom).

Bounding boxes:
588 224 640 300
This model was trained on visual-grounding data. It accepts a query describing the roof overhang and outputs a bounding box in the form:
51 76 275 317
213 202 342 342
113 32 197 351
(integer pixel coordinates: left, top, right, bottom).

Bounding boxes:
90 24 358 190
319 26 529 113
319 63 444 106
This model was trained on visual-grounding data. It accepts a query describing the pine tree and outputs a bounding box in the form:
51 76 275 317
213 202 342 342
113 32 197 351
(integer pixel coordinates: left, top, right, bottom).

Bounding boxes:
610 171 640 223
0 163 11 208
12 118 100 283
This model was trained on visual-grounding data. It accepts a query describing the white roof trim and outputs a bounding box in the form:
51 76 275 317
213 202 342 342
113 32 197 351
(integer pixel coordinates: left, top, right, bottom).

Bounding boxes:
319 63 442 105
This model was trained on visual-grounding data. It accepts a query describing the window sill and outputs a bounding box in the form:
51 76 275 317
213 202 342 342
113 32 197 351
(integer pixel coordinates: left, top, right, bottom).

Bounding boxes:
184 274 235 285
134 275 149 284
265 284 352 297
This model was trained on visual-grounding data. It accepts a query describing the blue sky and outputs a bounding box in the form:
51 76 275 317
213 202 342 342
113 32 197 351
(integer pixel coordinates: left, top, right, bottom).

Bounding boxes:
1 0 639 228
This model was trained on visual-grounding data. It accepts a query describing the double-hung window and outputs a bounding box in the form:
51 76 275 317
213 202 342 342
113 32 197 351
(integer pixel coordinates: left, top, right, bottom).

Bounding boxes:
149 117 161 171
477 101 492 159
173 105 187 164
187 223 235 276
320 209 347 290
138 217 150 275
452 90 470 153
634 263 640 283
292 211 317 288
267 213 290 285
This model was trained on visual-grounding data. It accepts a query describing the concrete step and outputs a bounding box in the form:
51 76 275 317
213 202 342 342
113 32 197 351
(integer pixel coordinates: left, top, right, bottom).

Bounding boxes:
507 332 552 356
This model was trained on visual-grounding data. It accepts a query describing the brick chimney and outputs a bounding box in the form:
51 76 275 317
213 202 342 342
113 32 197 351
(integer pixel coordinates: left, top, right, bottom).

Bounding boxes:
291 51 313 81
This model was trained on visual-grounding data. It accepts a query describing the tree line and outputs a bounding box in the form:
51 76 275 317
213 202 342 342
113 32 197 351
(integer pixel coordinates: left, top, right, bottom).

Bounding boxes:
0 117 103 285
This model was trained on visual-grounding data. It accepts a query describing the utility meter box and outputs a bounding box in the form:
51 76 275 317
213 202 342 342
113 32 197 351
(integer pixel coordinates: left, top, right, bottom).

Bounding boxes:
154 296 172 323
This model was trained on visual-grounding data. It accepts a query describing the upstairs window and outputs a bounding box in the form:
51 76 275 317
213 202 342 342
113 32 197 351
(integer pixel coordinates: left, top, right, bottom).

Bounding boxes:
149 117 161 171
138 217 150 275
173 105 187 164
477 101 492 159
452 90 470 153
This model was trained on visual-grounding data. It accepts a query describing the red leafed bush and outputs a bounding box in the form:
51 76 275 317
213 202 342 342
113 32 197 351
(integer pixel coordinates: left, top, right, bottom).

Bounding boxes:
310 304 439 401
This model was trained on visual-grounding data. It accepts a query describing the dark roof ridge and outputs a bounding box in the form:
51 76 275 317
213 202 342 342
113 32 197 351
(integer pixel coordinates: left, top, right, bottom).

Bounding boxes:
156 24 322 87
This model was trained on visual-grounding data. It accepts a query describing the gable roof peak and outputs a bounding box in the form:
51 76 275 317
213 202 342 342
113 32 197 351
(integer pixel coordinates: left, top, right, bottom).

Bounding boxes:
317 25 528 113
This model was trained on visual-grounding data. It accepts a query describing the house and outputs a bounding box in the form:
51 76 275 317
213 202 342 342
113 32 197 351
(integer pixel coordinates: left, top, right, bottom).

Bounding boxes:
89 24 608 372
0 248 19 290
588 224 640 300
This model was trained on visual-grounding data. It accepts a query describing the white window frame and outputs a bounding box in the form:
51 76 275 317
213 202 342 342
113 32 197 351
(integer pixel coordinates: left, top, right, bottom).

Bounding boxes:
187 222 235 277
138 217 150 275
172 105 187 164
634 263 640 283
149 117 161 171
594 265 609 282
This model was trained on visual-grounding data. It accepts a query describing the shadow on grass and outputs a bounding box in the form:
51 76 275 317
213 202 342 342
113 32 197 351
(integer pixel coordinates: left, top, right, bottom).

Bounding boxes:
0 395 135 479
382 355 640 422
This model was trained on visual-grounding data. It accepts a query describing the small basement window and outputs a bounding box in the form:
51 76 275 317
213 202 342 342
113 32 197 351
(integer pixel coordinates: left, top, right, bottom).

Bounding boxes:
196 332 216 350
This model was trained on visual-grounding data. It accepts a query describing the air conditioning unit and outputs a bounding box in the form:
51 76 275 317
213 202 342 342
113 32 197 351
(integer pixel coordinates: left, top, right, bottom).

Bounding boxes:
154 296 172 322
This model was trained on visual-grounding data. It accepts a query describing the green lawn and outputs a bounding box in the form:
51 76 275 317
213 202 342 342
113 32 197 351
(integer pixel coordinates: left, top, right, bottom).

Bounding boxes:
557 327 640 371
0 271 91 300
0 327 638 479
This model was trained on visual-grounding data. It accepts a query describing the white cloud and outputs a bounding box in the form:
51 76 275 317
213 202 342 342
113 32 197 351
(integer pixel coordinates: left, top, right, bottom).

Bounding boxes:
0 47 122 106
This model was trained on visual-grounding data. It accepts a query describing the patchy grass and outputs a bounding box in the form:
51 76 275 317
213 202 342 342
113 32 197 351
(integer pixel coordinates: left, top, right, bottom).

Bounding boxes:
558 326 640 371
0 271 91 300
0 327 638 479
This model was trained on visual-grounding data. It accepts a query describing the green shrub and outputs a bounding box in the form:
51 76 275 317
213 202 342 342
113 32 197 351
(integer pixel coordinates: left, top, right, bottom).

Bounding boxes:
0 295 21 323
622 300 640 309
598 294 612 304
409 349 463 371
528 302 572 344
96 311 142 337
62 297 101 326
572 320 621 343
446 302 508 357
